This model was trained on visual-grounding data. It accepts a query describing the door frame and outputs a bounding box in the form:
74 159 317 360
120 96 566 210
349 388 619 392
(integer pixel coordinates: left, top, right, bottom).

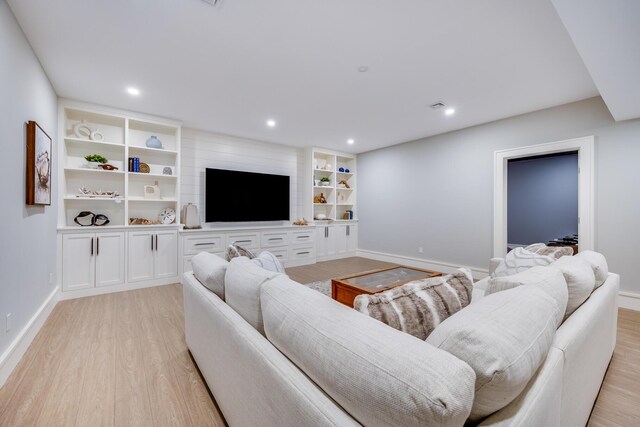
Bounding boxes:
493 136 594 258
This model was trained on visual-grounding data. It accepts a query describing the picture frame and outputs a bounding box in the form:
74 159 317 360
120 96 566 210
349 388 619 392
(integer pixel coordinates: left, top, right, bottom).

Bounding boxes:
26 121 52 205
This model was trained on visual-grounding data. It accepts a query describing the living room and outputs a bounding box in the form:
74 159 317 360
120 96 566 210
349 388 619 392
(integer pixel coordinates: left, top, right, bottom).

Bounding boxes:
1 0 639 426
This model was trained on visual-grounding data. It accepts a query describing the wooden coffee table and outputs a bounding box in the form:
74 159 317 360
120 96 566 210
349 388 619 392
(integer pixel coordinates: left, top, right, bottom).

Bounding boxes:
331 266 442 307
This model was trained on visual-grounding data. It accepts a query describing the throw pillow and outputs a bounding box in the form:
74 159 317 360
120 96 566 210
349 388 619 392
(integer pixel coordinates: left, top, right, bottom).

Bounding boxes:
492 247 555 278
225 243 255 262
551 256 596 319
486 266 568 328
574 250 609 288
525 243 574 259
251 251 285 273
191 252 229 300
353 268 473 340
426 285 558 420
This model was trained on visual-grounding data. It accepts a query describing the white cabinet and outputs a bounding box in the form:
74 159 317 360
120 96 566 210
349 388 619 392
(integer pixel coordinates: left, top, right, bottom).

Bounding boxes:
346 224 358 253
316 225 336 259
62 232 124 291
128 230 178 283
316 224 357 261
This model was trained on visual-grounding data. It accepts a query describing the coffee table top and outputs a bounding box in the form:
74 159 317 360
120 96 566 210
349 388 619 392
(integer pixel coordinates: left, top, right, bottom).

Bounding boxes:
335 266 441 293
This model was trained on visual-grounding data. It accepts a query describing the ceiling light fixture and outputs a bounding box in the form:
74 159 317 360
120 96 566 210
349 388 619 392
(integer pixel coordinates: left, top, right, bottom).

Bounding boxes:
358 66 369 73
430 102 446 109
126 87 140 96
266 119 276 128
445 108 456 116
347 139 355 145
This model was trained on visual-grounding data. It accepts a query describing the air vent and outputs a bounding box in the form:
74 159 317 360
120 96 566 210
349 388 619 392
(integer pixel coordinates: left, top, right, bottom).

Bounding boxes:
430 102 446 109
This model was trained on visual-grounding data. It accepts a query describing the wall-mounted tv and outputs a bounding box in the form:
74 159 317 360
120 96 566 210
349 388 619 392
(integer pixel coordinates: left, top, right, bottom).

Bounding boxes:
205 168 290 222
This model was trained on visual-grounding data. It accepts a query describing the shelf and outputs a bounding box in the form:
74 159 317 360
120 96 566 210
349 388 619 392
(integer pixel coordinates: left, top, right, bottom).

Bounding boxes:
64 196 124 202
336 187 354 190
65 137 124 148
128 197 178 202
314 186 334 189
64 167 124 175
128 145 178 155
336 171 354 176
337 203 354 206
313 203 330 206
314 168 335 173
128 172 177 179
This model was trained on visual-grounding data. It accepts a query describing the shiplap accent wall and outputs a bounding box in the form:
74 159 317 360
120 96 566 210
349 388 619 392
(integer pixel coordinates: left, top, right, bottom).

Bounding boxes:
181 128 305 224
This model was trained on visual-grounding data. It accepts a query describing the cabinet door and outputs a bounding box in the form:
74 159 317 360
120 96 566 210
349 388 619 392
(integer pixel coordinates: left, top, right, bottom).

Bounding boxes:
62 234 95 291
95 232 125 287
155 230 178 279
315 226 327 257
346 225 358 253
127 231 155 283
325 225 337 257
334 225 348 255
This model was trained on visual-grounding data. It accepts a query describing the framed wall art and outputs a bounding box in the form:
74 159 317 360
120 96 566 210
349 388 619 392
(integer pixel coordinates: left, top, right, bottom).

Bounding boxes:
26 120 52 205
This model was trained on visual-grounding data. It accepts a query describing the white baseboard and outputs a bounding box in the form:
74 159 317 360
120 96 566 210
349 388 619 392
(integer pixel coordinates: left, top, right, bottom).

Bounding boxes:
356 249 490 279
0 286 59 387
58 278 178 301
619 291 640 311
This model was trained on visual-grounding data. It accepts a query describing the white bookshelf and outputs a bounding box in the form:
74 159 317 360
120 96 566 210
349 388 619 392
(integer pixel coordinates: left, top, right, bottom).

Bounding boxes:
58 102 181 228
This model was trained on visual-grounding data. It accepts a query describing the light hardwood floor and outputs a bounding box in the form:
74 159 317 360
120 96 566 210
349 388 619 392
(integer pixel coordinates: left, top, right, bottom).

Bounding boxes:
0 257 638 426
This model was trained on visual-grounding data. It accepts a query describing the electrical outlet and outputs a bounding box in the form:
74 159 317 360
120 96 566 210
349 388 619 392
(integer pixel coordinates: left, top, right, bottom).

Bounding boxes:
6 313 11 333
418 247 423 254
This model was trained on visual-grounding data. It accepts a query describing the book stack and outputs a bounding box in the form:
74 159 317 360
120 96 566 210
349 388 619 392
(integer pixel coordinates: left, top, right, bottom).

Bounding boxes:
128 157 140 172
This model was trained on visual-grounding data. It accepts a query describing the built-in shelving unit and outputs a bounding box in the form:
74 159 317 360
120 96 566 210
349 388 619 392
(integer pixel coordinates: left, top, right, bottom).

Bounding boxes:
58 102 181 228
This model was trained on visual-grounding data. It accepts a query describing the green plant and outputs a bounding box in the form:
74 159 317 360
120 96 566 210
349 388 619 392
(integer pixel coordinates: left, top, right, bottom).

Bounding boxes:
320 176 330 182
85 154 108 163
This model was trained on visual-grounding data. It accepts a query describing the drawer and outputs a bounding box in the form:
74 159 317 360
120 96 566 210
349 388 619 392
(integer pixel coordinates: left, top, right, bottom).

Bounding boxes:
227 232 260 249
289 245 316 262
268 248 288 263
183 253 225 273
289 229 316 245
184 234 226 256
261 231 289 248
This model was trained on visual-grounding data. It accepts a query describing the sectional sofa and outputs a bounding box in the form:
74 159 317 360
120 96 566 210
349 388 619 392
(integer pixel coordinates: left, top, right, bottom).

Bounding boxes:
182 253 618 426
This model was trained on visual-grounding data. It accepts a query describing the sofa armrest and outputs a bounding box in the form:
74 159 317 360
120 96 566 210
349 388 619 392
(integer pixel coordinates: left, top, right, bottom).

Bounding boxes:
489 258 503 276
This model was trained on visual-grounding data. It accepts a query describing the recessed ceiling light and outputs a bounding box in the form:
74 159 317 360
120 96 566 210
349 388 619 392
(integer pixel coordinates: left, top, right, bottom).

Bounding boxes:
445 108 456 116
347 139 355 145
358 66 369 73
126 87 140 96
266 119 276 128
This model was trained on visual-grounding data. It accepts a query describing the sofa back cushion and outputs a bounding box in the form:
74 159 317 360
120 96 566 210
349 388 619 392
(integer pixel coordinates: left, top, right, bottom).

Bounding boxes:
525 243 574 259
486 266 568 328
225 256 283 335
191 252 229 300
426 285 558 421
574 250 609 288
353 268 473 340
551 256 596 319
492 247 555 278
261 275 476 427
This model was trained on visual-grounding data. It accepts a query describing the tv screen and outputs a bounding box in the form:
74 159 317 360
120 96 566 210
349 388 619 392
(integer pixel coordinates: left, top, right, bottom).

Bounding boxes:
205 168 290 222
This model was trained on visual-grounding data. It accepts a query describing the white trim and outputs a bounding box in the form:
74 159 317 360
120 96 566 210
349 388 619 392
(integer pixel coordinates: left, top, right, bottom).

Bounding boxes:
0 286 60 387
356 249 489 279
58 279 177 301
493 136 595 258
619 291 640 311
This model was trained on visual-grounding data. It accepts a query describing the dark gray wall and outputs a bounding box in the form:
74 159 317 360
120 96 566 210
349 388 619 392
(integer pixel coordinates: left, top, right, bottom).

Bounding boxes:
507 153 578 245
357 96 640 294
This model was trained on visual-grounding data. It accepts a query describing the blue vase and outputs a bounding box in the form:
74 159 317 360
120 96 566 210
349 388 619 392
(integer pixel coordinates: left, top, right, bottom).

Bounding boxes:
345 168 350 173
145 135 163 149
339 167 345 172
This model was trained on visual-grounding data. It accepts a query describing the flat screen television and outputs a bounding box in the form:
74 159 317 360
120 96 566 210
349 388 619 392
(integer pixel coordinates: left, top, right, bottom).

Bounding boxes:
205 168 290 222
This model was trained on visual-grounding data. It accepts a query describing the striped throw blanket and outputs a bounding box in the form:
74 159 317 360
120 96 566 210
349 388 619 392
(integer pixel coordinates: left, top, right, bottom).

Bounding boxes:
354 268 473 340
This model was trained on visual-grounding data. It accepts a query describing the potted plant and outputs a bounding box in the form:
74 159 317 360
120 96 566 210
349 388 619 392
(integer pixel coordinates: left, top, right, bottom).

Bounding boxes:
85 154 108 169
320 176 331 187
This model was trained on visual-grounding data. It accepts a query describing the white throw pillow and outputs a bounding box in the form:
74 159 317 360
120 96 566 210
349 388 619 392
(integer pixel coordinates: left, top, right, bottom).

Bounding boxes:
251 251 285 273
191 252 229 300
225 256 283 335
551 256 596 319
525 243 574 259
486 266 568 328
574 250 609 288
427 285 558 420
492 247 555 278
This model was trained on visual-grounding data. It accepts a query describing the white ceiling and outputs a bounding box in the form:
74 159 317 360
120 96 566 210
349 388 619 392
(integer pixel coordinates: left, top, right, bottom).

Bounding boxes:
8 0 599 153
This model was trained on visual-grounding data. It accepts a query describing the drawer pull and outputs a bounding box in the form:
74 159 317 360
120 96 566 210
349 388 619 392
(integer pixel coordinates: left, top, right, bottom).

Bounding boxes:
233 240 252 244
268 237 283 241
297 251 310 255
194 242 216 246
296 235 309 239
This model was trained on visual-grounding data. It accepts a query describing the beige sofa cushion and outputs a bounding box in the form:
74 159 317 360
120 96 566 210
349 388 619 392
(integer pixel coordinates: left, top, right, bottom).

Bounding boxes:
191 252 229 300
427 285 558 420
574 250 609 288
551 256 596 319
225 256 283 335
261 275 476 427
492 247 555 278
486 266 568 328
525 243 574 259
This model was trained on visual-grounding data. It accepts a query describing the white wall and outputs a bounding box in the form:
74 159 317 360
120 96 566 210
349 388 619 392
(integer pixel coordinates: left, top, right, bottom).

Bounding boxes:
181 128 304 225
358 97 640 294
0 0 58 360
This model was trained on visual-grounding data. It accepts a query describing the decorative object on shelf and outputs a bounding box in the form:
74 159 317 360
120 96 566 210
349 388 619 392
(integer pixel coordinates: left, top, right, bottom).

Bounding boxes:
339 167 345 172
315 158 326 170
89 130 104 141
338 179 350 189
26 121 52 205
76 186 120 198
293 217 309 226
313 193 327 204
73 211 110 226
320 176 331 187
144 181 161 200
99 163 119 171
72 120 93 139
163 166 173 175
345 168 350 173
85 154 108 169
338 193 345 202
315 213 328 220
181 203 201 229
314 179 320 186
145 135 163 149
129 157 142 172
129 217 159 225
325 163 333 171
158 207 176 224
343 212 350 220
139 162 150 173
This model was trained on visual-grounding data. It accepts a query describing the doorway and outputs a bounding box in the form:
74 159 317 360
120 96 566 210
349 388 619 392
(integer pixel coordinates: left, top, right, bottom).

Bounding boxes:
493 136 594 258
